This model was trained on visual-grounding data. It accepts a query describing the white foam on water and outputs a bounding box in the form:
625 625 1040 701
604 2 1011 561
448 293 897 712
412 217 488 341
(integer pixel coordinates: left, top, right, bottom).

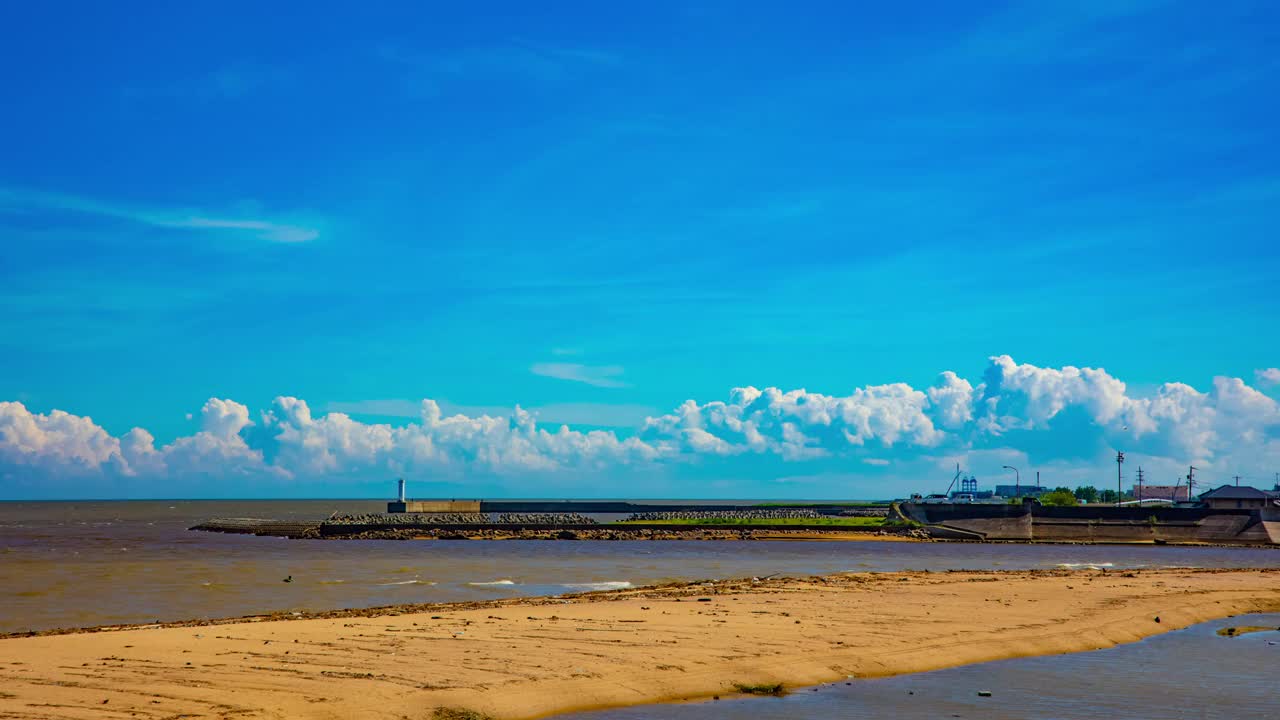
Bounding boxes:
1056 562 1116 570
561 581 633 592
468 579 518 586
377 579 435 586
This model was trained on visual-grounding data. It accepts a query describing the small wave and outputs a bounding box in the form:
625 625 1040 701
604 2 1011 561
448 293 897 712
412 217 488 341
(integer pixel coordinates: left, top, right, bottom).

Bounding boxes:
377 579 435 586
1056 562 1116 569
468 580 518 586
318 579 347 585
562 581 633 592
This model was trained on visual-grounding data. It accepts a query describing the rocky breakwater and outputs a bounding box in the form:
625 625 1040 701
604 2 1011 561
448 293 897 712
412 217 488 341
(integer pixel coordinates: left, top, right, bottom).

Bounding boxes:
323 512 599 526
495 513 598 524
190 517 322 538
326 512 491 525
321 525 929 541
318 512 600 539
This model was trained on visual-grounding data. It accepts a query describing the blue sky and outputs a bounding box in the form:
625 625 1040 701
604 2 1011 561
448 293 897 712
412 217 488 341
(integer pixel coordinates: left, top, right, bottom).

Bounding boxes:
2 2 1278 499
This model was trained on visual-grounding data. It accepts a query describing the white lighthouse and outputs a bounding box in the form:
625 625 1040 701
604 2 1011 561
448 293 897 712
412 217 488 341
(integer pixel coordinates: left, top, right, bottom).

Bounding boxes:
397 477 406 503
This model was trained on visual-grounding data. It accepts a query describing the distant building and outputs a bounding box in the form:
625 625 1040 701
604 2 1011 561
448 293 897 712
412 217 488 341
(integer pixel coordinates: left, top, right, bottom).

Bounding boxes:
995 485 1047 497
1197 485 1277 510
950 490 995 499
1132 484 1189 502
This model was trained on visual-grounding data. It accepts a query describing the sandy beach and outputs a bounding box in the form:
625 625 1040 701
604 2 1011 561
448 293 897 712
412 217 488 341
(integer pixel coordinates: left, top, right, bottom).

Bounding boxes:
2 567 1278 720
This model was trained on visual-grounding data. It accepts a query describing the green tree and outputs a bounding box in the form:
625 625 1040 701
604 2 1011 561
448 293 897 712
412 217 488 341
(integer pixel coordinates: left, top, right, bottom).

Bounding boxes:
1074 485 1100 503
1040 489 1078 506
1099 489 1119 504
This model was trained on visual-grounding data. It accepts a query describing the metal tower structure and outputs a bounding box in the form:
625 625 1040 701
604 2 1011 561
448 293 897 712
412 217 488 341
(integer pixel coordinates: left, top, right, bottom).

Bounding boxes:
1115 451 1125 507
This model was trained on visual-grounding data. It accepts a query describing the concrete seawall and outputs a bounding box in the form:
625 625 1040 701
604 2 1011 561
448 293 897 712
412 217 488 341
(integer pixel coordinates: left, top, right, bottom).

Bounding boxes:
899 503 1280 545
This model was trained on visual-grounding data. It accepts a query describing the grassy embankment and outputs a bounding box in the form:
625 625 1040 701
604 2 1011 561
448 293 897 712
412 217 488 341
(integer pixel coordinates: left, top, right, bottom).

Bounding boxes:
613 516 885 527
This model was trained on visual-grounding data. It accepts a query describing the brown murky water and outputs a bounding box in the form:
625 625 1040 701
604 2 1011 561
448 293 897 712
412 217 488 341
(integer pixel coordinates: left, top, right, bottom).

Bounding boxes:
2 500 1277 633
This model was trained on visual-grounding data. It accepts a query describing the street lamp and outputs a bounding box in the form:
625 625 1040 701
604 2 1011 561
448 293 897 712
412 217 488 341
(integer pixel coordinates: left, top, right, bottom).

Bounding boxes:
1002 465 1020 498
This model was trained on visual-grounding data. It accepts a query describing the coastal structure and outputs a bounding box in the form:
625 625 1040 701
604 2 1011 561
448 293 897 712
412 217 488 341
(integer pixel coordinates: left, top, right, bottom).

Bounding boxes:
386 478 483 513
898 495 1280 544
386 498 483 513
195 477 1280 546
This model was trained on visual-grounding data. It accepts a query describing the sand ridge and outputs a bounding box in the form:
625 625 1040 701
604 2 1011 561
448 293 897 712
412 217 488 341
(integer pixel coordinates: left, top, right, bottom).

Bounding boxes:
2 568 1279 719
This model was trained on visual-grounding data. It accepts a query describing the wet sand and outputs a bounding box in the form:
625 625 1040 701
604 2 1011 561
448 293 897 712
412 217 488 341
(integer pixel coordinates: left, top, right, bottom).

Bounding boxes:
2 567 1279 719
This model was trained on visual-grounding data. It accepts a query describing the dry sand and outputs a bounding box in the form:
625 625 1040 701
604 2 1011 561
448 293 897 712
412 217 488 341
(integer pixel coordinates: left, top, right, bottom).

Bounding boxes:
2 568 1278 720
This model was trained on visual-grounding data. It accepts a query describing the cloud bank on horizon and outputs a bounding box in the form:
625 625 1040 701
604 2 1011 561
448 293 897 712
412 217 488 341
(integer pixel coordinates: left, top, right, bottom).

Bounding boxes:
3 356 1278 497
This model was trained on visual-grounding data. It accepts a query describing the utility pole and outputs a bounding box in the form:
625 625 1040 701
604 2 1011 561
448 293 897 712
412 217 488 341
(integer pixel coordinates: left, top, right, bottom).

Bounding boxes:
1137 467 1145 503
1187 466 1197 502
1233 475 1241 487
1116 451 1125 507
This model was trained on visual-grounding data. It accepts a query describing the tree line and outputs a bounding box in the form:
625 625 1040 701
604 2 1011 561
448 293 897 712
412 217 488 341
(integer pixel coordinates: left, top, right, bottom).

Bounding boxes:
1029 486 1133 506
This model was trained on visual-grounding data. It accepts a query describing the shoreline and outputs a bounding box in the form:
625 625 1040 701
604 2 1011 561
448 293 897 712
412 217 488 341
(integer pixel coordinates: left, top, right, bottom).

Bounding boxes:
3 568 1279 719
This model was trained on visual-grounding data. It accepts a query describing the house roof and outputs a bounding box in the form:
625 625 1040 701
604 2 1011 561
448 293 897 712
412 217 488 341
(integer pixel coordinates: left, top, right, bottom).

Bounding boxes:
1198 484 1270 500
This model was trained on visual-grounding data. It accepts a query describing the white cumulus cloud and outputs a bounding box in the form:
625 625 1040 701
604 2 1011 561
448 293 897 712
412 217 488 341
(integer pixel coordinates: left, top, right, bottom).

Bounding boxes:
3 356 1278 494
0 402 126 473
1256 368 1280 388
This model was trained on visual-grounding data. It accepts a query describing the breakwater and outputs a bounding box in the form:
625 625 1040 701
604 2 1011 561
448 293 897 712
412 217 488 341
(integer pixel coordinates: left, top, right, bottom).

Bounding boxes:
315 525 921 541
187 517 321 538
190 503 894 541
325 512 600 526
190 514 914 541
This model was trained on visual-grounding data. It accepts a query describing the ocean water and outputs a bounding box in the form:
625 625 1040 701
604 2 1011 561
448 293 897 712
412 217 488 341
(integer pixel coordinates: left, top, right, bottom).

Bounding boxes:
2 500 1277 633
564 613 1280 720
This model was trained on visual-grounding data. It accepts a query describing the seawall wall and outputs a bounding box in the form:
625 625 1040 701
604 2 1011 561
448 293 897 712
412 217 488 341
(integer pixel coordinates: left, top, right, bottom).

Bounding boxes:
900 503 1278 545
